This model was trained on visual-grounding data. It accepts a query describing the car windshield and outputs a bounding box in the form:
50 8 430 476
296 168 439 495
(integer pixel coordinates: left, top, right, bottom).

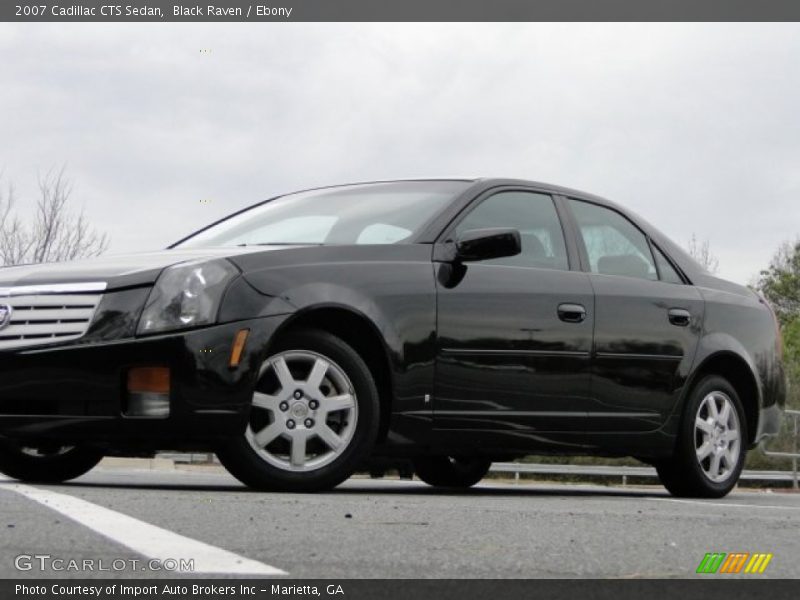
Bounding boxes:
173 181 469 248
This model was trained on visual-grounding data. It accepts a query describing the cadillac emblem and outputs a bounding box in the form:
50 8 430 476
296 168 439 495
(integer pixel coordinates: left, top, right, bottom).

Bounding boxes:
0 304 12 330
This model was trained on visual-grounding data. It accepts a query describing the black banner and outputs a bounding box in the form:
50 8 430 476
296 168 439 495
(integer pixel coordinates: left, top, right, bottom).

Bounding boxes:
3 580 799 600
5 0 800 22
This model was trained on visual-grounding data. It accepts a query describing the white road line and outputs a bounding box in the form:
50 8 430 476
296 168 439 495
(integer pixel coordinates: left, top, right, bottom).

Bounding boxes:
0 480 287 575
647 496 800 511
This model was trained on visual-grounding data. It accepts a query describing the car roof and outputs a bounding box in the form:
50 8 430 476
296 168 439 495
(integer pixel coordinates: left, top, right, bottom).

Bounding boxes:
468 177 612 204
296 177 613 205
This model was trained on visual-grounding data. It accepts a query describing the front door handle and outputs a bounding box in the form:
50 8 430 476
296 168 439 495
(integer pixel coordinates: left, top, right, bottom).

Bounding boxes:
668 308 691 327
558 303 586 324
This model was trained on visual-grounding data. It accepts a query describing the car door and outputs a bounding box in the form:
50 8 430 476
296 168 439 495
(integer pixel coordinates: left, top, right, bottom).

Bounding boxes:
565 197 704 432
433 188 595 442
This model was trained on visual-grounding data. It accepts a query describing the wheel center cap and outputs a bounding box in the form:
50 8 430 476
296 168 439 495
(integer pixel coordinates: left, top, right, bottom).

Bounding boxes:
291 403 308 419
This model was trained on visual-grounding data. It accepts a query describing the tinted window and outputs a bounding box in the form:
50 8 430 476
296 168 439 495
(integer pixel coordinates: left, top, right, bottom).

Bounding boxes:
653 244 684 284
174 181 469 248
356 223 414 244
569 199 657 281
455 191 568 270
231 216 337 245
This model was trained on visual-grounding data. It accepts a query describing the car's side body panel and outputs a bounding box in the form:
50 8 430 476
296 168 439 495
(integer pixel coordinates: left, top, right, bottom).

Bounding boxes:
587 273 705 432
433 262 595 433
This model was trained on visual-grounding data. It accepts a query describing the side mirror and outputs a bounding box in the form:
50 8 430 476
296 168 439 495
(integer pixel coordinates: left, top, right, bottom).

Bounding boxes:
455 228 521 262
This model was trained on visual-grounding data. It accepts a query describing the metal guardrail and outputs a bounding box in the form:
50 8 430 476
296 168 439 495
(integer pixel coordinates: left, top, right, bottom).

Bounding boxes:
154 453 800 488
159 452 218 464
760 408 800 490
493 410 800 489
489 462 800 486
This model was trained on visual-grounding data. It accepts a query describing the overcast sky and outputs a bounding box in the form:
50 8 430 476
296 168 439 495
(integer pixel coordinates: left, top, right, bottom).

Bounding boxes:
1 23 799 284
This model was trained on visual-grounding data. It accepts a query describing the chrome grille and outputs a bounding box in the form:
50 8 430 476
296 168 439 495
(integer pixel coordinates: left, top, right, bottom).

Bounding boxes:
0 282 106 350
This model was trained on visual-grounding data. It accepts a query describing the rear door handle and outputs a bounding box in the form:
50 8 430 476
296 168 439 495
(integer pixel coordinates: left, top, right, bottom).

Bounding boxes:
557 303 586 324
668 308 691 327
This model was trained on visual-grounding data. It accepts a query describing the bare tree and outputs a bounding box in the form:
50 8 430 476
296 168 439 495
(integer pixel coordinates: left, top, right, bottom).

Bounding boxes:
0 180 33 266
0 168 108 267
687 233 719 274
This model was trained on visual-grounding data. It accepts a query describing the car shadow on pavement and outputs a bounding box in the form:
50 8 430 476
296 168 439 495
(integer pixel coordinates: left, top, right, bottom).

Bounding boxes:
336 481 671 499
1 476 672 499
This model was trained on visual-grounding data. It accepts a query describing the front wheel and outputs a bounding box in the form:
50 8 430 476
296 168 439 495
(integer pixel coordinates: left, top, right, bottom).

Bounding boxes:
217 329 380 492
413 456 491 489
0 439 103 483
656 375 746 498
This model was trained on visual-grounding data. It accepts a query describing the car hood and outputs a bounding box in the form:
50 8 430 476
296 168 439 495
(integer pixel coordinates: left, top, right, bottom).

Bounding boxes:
0 247 277 290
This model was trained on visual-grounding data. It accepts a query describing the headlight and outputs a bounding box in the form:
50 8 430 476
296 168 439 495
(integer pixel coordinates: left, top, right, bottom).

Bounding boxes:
137 259 238 334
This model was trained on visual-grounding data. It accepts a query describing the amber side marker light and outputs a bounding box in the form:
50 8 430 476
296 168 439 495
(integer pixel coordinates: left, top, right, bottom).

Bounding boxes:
229 329 250 368
126 367 170 417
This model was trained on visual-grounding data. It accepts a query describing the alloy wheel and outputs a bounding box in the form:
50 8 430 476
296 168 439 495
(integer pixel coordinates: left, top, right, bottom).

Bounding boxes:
246 350 358 473
694 391 741 483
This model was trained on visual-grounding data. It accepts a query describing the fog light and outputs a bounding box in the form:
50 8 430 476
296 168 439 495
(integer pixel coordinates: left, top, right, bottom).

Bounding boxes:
126 393 170 417
126 367 170 418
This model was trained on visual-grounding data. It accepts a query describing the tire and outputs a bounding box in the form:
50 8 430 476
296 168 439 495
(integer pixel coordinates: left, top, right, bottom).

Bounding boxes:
217 329 380 492
0 439 103 483
656 375 747 498
413 456 491 489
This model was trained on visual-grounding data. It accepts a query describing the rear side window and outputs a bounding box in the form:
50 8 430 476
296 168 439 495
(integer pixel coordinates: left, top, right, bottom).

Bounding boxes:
569 199 658 281
455 191 569 271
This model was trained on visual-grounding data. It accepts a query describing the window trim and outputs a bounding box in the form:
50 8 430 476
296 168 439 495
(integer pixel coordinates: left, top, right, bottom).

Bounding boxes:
649 239 689 285
433 186 576 271
565 196 678 283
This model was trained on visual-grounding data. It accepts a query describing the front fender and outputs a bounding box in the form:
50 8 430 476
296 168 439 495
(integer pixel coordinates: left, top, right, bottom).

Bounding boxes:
233 251 439 435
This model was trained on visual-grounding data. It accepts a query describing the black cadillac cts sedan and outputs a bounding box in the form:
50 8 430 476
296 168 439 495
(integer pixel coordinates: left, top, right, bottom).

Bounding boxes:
0 178 786 497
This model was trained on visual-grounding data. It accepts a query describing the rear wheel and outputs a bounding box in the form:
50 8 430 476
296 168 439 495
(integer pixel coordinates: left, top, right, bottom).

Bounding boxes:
413 456 491 489
656 375 746 498
217 329 380 492
0 439 103 483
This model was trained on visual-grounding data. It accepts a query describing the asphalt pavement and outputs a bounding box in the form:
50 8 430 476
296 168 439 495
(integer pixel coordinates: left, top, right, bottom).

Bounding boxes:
1 466 799 579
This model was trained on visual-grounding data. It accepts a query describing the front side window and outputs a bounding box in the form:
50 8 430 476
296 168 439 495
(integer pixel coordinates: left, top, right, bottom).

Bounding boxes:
174 181 469 248
569 199 658 281
455 191 569 270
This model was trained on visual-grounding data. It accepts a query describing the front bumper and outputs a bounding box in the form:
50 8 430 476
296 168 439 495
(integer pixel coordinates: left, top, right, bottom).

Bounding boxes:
0 315 288 450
